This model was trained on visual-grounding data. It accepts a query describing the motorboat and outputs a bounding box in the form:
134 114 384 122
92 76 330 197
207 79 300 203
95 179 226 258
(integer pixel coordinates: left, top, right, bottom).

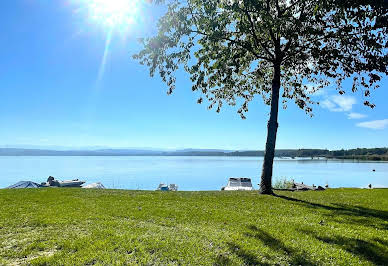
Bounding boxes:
156 183 178 191
7 181 42 189
58 179 85 187
221 177 253 191
157 183 169 191
168 184 178 191
44 176 85 187
83 182 105 189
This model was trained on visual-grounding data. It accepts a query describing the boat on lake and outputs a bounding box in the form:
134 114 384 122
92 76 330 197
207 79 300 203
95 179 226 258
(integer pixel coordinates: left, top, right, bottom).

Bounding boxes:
221 177 253 191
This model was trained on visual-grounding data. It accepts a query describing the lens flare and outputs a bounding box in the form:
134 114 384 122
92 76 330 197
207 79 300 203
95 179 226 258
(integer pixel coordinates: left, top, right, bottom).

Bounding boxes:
96 30 113 86
78 0 144 32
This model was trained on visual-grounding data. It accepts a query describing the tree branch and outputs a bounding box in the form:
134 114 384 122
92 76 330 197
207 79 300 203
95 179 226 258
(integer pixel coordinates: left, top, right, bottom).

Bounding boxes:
190 29 272 61
242 0 275 60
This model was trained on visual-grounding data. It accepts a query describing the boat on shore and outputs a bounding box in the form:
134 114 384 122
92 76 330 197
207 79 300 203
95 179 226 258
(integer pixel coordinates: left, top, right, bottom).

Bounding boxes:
57 179 85 187
168 184 178 191
6 181 42 189
221 177 253 191
43 176 85 187
156 183 178 191
83 182 105 189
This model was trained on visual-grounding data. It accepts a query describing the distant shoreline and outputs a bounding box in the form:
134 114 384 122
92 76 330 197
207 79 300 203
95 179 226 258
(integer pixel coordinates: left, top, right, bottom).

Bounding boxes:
0 148 387 161
0 155 387 161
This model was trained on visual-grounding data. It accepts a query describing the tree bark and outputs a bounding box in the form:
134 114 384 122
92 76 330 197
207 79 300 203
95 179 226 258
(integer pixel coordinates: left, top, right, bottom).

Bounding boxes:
260 62 281 194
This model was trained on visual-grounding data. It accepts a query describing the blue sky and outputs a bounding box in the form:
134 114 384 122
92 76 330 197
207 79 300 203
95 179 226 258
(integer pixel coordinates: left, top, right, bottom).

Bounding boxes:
0 0 387 150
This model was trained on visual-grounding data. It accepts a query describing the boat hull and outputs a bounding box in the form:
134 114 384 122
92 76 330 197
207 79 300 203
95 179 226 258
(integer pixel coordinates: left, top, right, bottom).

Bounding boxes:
223 186 253 191
58 181 85 187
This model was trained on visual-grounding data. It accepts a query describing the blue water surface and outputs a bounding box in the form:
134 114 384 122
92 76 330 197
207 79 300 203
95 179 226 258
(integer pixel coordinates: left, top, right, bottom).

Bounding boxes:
0 156 387 190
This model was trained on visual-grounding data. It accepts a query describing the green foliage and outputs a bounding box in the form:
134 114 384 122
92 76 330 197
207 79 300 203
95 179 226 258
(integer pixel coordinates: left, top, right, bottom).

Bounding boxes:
273 177 294 189
134 0 387 117
1 188 388 265
330 148 388 157
229 148 388 160
328 148 388 161
134 0 387 194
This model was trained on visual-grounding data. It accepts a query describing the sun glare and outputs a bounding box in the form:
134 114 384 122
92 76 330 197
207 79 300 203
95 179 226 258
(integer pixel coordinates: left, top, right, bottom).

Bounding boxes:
82 0 143 31
71 0 150 90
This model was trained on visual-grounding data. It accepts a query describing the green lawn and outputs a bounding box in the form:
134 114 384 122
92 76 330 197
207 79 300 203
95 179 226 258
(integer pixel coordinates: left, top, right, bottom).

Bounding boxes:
0 188 387 265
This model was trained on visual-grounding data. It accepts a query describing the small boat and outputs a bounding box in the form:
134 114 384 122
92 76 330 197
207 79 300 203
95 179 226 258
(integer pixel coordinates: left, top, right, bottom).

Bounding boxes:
156 183 178 191
221 177 253 191
168 184 178 191
83 182 105 189
7 181 42 189
157 183 169 191
45 176 85 187
58 179 85 187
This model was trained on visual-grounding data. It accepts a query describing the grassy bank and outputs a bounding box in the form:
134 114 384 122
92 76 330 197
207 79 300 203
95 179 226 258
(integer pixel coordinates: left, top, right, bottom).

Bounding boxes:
0 188 387 265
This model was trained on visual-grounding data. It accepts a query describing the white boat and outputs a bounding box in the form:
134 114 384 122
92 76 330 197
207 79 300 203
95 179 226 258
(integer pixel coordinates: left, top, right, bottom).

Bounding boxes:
58 179 85 187
45 176 85 187
157 183 169 191
83 182 105 189
156 183 178 191
168 184 178 191
222 177 253 191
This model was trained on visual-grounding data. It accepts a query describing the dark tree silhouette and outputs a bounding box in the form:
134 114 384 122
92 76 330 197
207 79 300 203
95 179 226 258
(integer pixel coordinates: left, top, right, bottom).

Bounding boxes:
134 0 387 194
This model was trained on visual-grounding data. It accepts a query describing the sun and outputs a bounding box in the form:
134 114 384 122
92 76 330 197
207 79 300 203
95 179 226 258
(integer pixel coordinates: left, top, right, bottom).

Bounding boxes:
82 0 143 31
71 0 151 87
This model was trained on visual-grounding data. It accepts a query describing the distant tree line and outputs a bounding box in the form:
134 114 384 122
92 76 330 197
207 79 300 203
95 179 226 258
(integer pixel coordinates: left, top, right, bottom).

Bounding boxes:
328 148 388 157
228 148 388 160
0 148 387 160
163 148 388 160
226 149 330 157
325 148 388 161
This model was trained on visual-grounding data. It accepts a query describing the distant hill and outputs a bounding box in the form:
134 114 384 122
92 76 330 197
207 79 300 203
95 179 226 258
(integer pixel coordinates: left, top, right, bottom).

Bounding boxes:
0 147 386 160
0 148 164 156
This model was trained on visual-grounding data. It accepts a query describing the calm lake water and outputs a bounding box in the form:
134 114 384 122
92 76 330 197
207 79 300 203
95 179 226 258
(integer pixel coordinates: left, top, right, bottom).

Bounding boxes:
0 156 387 190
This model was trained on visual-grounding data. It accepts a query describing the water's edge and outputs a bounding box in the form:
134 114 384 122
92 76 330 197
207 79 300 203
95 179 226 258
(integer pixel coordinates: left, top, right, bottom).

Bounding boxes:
0 156 387 190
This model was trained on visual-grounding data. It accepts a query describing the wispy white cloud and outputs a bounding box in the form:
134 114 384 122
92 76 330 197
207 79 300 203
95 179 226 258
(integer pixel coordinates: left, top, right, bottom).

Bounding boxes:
321 99 337 110
347 112 367 120
356 119 388 130
321 95 356 112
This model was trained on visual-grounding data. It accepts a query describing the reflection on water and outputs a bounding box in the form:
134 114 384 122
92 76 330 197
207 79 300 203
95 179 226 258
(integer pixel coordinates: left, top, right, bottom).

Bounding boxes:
0 156 387 190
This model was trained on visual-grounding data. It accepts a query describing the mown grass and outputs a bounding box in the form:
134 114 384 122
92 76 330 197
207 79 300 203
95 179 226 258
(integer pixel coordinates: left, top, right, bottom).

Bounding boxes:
0 188 387 265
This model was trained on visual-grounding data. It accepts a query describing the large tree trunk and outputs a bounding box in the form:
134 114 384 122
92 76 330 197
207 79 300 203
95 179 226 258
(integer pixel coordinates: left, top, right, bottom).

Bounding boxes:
259 62 281 195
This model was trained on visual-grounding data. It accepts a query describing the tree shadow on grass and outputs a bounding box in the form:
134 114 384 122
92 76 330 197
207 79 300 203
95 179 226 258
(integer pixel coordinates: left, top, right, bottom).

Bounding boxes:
223 226 314 265
317 236 388 265
301 229 388 265
274 194 388 229
225 242 269 266
373 238 388 246
244 225 314 265
275 194 388 265
331 203 388 220
327 216 388 231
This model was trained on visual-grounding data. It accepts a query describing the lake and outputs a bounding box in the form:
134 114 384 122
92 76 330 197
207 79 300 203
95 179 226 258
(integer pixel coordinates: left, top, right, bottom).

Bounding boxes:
0 156 387 190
